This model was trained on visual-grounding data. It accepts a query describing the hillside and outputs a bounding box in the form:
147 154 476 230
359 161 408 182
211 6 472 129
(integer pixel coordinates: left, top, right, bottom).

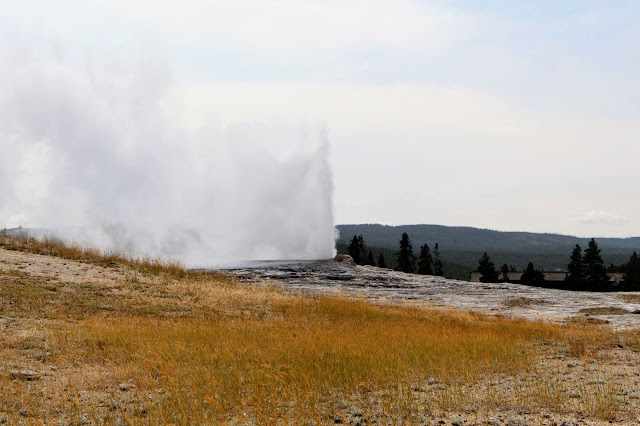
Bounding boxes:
337 224 640 273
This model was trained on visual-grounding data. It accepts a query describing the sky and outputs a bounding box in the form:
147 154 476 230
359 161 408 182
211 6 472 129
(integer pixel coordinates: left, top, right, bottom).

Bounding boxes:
1 0 639 245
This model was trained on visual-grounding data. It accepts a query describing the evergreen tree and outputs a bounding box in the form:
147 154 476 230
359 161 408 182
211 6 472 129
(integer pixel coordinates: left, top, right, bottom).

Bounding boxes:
377 252 387 269
417 244 434 275
500 263 510 282
624 251 640 291
583 238 608 284
520 262 545 285
358 235 366 264
396 232 416 273
347 235 365 265
433 243 444 276
566 244 584 282
477 252 499 283
364 249 375 266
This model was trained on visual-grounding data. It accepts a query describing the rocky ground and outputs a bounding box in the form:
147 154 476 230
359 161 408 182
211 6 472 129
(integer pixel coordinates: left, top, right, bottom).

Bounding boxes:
226 260 640 330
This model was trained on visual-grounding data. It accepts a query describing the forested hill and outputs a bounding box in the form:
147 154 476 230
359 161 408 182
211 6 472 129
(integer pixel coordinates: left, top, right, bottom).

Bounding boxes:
336 224 640 254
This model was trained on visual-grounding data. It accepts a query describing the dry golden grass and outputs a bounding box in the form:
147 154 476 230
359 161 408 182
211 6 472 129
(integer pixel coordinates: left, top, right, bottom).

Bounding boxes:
1 234 639 424
45 303 561 424
566 316 611 326
0 233 187 278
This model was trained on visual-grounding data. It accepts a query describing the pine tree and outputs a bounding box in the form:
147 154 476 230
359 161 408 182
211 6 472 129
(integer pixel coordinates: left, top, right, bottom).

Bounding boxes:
566 244 584 282
377 252 387 269
417 244 434 275
583 238 608 284
624 251 640 291
364 249 375 266
478 252 499 283
347 235 365 265
396 232 416 273
358 235 366 264
500 263 510 282
520 262 545 284
433 243 443 276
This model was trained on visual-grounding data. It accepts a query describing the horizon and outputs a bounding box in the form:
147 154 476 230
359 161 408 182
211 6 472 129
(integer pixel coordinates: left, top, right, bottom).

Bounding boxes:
7 222 640 241
336 223 640 240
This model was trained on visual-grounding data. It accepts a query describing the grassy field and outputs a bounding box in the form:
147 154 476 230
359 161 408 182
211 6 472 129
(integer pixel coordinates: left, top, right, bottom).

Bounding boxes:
1 234 640 424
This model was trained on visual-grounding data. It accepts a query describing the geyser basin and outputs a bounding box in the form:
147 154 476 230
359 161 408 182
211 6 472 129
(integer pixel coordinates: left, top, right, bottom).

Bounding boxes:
223 261 640 330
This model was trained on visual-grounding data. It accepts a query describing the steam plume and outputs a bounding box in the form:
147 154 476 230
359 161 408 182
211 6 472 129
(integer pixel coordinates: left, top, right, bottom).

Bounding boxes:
0 40 335 266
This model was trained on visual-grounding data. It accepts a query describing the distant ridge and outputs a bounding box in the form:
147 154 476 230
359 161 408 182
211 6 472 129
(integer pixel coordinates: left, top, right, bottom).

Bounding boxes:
336 224 640 273
336 224 640 254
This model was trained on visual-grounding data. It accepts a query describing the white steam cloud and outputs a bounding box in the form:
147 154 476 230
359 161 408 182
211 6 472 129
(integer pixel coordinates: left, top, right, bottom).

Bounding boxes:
0 39 336 266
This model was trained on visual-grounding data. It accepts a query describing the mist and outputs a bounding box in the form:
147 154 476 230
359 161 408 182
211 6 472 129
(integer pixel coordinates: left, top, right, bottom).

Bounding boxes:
0 40 336 266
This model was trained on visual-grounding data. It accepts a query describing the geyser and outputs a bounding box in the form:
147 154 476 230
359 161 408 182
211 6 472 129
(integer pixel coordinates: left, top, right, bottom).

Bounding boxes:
0 41 336 266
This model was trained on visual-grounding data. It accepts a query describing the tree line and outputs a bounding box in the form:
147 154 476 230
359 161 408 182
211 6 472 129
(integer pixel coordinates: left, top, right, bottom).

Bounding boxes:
347 232 444 276
477 238 640 291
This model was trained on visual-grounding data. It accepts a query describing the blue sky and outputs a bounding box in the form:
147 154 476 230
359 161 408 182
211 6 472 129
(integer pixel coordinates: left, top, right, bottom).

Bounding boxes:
2 0 640 240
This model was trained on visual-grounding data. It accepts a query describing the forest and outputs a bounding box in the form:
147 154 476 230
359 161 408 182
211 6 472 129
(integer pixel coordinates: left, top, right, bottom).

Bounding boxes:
336 224 640 281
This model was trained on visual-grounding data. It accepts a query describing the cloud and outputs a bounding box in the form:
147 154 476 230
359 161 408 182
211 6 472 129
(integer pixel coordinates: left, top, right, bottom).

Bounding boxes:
98 0 469 53
167 80 640 236
570 211 629 226
1 0 476 70
3 1 640 239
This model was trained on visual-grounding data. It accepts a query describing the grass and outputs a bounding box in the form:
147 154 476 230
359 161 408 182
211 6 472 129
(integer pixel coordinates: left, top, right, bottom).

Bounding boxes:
0 232 187 278
47 304 557 424
0 234 638 423
620 294 640 303
502 297 549 309
566 316 611 326
579 307 630 315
